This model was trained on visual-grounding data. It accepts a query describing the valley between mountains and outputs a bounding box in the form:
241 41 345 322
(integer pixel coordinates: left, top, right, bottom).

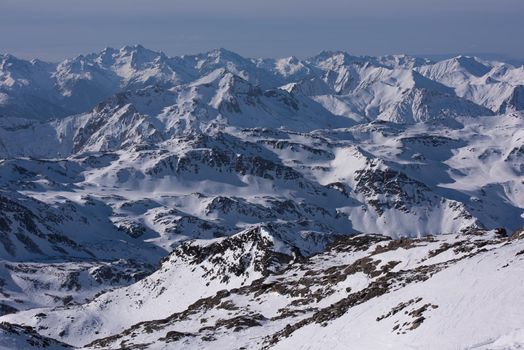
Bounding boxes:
0 46 523 349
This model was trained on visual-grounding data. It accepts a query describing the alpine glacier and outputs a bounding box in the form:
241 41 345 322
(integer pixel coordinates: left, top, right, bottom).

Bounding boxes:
0 46 523 350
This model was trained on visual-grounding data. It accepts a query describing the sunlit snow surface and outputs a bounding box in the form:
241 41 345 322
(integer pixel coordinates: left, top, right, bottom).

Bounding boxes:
0 47 523 349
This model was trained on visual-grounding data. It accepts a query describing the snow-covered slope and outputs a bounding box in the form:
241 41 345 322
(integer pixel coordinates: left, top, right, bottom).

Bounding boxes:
0 322 72 350
1 227 295 346
273 231 524 350
5 229 522 349
0 46 523 349
418 56 524 113
300 53 495 123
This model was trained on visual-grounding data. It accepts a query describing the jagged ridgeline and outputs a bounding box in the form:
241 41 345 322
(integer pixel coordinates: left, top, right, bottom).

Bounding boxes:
0 46 523 349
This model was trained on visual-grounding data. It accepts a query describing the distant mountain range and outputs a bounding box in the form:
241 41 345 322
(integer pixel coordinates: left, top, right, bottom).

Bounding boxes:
2 46 524 123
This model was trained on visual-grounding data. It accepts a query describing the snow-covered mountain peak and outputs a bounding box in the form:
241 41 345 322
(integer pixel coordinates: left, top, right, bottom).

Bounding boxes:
204 47 246 62
309 50 367 71
273 55 311 78
0 54 29 70
0 54 53 85
450 55 492 76
376 54 433 69
115 44 166 69
381 68 452 94
118 44 150 54
418 55 492 83
193 48 255 78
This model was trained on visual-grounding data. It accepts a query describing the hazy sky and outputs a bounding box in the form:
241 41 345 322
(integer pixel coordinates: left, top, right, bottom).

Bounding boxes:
1 0 523 61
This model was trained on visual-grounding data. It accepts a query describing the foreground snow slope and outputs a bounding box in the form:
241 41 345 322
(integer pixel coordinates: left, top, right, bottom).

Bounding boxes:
4 229 522 349
274 231 524 350
1 227 294 346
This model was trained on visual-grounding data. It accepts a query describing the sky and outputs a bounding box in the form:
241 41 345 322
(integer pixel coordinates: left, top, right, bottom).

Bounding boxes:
1 0 524 61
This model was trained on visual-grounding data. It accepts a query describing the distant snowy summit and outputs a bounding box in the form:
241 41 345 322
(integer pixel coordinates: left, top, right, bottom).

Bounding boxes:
1 46 523 124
